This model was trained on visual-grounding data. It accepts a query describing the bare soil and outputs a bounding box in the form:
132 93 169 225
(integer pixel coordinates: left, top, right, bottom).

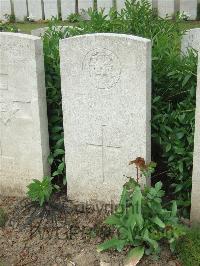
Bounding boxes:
0 195 181 266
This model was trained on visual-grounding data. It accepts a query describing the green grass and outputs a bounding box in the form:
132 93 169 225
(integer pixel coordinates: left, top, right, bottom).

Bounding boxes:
9 20 200 34
175 227 200 266
10 21 76 33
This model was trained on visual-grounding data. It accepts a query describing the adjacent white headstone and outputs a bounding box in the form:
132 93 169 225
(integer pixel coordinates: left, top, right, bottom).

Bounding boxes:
97 0 113 16
0 33 50 196
13 0 27 21
0 0 11 21
61 0 76 20
179 0 197 20
152 0 158 9
116 0 125 11
191 54 200 224
157 0 175 18
78 0 93 19
43 0 58 20
27 0 43 20
181 28 200 55
60 33 151 203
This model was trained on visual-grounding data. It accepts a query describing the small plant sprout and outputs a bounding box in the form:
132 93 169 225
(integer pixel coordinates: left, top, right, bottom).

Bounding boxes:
27 176 59 207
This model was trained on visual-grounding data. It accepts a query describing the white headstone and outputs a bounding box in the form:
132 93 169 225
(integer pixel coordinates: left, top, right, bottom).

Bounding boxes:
191 54 200 224
43 0 58 20
97 0 113 16
157 0 175 18
13 0 27 21
181 28 200 55
27 0 43 20
0 32 50 196
116 0 125 11
179 0 197 20
0 0 11 21
60 33 151 203
61 0 76 20
152 0 158 9
78 0 93 19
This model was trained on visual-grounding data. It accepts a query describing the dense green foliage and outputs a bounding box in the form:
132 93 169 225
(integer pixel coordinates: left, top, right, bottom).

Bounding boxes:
175 227 200 266
42 22 82 186
97 177 184 263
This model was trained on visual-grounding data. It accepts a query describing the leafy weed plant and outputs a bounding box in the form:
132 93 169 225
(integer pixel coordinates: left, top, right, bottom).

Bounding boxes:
97 158 185 265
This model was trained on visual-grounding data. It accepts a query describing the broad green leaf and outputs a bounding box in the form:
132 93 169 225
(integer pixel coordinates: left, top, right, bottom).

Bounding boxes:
105 214 122 226
125 246 144 266
97 238 126 252
152 216 165 228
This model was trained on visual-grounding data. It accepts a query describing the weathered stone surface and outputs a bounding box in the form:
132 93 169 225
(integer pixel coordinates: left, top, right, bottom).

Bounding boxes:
116 0 125 11
0 0 11 21
191 54 200 224
0 33 50 196
60 33 151 203
179 0 197 20
43 0 58 20
157 0 175 18
13 0 27 21
97 0 113 15
61 0 76 20
152 0 158 9
27 0 43 20
181 28 200 55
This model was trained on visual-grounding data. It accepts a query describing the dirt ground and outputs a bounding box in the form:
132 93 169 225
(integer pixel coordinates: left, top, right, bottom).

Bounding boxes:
0 194 181 266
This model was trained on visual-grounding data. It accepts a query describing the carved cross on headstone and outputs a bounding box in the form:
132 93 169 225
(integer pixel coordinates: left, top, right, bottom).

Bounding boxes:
87 125 121 182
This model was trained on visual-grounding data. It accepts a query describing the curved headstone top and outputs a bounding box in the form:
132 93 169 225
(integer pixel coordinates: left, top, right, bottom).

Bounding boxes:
181 28 200 55
60 33 151 203
0 31 40 40
0 32 50 196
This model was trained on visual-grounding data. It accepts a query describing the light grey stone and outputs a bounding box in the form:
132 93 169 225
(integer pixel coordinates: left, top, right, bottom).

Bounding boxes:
0 0 11 21
191 54 200 224
27 0 43 20
60 33 151 203
97 0 113 15
152 0 158 9
181 28 200 55
116 0 125 11
43 0 59 20
61 0 76 20
13 0 27 21
0 32 50 196
179 0 197 20
157 0 175 18
78 0 93 19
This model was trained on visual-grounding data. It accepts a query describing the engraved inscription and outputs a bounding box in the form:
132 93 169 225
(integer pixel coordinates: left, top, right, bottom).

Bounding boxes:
0 102 20 125
87 125 121 182
83 48 121 90
0 74 8 90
